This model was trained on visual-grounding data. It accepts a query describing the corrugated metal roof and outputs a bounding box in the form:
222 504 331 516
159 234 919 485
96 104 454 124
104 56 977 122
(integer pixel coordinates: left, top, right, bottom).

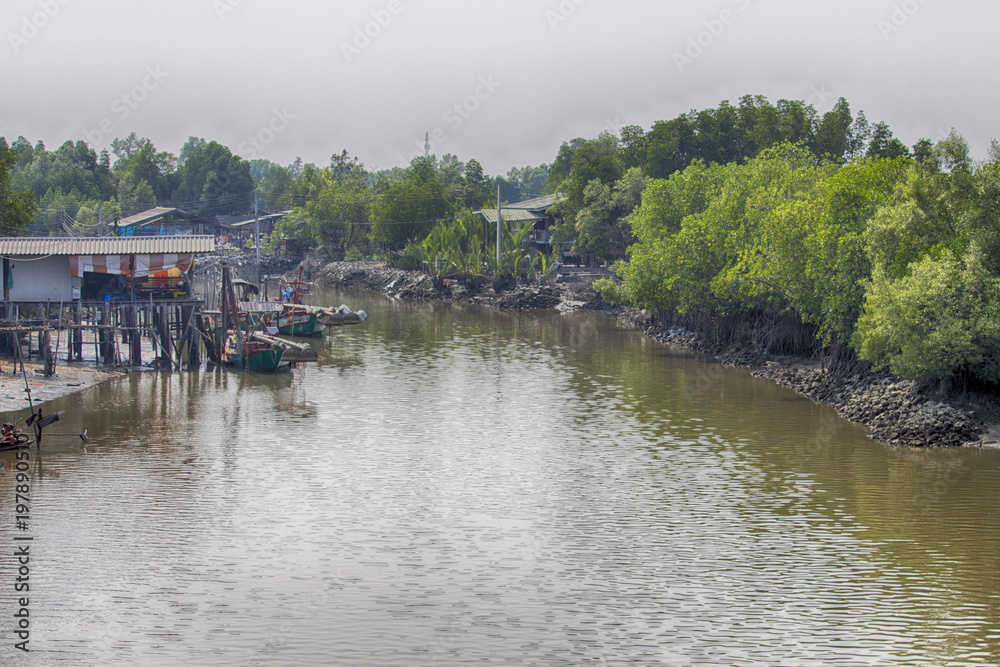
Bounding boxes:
238 301 283 314
476 209 543 225
117 207 179 227
117 207 213 228
229 212 289 228
0 236 216 256
507 194 563 211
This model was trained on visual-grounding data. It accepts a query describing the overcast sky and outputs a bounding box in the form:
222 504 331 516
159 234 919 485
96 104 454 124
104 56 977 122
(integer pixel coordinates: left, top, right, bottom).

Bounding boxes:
2 0 997 176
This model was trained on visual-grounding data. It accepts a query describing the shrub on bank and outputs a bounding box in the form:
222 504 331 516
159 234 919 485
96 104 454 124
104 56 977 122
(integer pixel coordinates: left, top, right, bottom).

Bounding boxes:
391 243 424 271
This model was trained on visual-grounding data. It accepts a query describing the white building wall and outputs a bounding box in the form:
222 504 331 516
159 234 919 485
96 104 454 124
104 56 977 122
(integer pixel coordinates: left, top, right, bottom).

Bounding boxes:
7 255 76 302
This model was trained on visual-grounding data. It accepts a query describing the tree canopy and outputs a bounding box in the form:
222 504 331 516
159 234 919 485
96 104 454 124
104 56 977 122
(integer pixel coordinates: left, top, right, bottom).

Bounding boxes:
0 138 38 236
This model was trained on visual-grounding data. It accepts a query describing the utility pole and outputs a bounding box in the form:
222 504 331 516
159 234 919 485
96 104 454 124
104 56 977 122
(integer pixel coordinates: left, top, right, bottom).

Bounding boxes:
98 201 103 237
254 191 261 285
496 184 502 266
425 132 430 159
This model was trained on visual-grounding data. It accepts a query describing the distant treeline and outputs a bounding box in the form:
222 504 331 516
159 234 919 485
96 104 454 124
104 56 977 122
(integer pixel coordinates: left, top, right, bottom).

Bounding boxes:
3 93 999 386
0 132 547 244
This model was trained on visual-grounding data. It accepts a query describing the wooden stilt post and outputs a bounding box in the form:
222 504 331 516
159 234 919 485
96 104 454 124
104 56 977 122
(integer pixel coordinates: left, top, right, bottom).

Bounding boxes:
72 301 83 362
93 307 100 365
181 305 198 369
160 305 172 368
42 327 54 376
129 305 142 366
99 302 114 364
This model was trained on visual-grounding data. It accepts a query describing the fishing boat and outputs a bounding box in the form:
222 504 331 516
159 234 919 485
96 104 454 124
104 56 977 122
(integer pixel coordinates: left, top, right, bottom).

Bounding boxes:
277 307 323 337
272 269 324 336
218 268 317 371
267 268 368 336
0 421 31 452
221 301 291 372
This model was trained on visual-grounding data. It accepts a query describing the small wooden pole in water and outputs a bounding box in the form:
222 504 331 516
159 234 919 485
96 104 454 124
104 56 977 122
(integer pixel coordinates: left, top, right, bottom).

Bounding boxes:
42 327 54 377
71 301 82 362
52 301 63 372
129 305 142 366
93 307 100 365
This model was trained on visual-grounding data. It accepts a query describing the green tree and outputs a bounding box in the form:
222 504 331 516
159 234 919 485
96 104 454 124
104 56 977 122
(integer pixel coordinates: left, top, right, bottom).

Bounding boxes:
854 247 1000 382
867 122 910 159
619 125 648 170
272 208 314 249
966 151 1000 273
814 97 855 161
462 159 491 208
574 167 650 260
0 138 38 235
498 164 549 203
619 160 733 314
643 116 697 179
548 132 624 245
112 138 176 206
305 184 371 253
257 164 294 212
370 157 451 247
172 138 253 216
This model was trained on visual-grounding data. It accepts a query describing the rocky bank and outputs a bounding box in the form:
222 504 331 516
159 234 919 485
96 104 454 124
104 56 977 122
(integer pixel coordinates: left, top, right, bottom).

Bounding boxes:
644 325 995 449
312 261 615 313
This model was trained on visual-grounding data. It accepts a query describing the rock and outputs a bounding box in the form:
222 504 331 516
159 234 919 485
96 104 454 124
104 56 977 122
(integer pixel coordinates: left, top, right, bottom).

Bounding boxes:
496 286 561 310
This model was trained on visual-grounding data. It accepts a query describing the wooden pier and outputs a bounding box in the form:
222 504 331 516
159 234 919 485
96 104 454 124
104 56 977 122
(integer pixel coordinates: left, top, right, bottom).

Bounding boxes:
0 298 220 374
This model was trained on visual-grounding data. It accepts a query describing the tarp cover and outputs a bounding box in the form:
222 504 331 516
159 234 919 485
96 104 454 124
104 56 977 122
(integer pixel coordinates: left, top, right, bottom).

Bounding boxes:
68 255 130 277
69 253 193 278
133 253 193 277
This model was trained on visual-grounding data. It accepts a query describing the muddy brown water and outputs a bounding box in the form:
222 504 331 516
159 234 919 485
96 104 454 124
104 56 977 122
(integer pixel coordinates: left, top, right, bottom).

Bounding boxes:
2 288 999 666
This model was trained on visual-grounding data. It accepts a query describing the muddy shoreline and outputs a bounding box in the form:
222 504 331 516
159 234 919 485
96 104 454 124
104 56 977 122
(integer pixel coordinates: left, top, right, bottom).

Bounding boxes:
315 261 998 449
0 362 120 416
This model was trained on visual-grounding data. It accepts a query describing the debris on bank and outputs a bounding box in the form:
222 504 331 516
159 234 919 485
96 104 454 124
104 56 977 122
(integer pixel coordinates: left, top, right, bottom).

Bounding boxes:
314 261 613 312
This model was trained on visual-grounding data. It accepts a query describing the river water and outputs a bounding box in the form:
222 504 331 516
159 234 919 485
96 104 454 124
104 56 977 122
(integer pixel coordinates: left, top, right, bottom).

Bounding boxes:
2 288 999 666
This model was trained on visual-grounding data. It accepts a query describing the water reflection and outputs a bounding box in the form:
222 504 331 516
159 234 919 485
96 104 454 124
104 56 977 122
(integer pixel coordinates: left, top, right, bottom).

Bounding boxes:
1 287 998 665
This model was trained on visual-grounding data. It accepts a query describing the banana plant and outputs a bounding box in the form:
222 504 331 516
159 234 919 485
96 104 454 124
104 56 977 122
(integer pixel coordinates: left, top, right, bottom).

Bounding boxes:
421 222 455 289
487 221 536 291
421 212 486 290
531 248 558 284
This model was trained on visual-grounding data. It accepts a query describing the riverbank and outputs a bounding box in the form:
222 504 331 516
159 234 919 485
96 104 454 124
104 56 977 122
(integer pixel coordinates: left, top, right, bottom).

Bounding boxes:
312 261 622 314
312 260 998 449
0 362 119 416
644 325 997 449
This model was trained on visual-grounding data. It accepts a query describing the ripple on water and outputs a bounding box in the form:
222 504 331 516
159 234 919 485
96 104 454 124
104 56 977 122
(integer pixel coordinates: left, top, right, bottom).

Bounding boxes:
1 294 999 666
